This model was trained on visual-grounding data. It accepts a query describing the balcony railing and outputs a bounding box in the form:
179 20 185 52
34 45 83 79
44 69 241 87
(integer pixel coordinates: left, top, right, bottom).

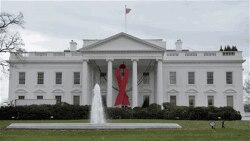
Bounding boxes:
166 51 241 57
10 51 243 61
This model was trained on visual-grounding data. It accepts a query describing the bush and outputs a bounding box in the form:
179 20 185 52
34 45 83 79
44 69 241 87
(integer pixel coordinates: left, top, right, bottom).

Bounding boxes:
0 103 241 120
106 107 133 119
0 105 90 120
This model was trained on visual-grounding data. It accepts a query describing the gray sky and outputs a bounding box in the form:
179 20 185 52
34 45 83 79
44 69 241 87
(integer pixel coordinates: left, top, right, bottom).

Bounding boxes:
0 0 249 103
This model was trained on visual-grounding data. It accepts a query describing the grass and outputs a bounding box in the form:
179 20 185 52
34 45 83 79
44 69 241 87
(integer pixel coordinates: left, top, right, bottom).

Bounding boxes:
0 119 250 141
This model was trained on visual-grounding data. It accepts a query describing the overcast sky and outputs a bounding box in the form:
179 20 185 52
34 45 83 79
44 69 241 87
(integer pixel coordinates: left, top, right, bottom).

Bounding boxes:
0 0 249 103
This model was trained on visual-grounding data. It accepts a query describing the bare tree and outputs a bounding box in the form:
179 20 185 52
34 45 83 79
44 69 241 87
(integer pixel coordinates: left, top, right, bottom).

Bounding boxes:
0 12 24 70
244 74 250 112
244 74 250 95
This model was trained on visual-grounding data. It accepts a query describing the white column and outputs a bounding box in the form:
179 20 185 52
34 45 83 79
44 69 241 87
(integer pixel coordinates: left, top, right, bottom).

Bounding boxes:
106 59 113 107
132 59 138 108
82 59 89 105
157 59 163 107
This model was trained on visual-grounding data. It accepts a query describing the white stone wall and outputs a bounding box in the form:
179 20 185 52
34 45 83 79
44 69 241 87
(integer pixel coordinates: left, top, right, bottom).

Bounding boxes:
9 63 83 105
162 62 244 113
9 59 244 113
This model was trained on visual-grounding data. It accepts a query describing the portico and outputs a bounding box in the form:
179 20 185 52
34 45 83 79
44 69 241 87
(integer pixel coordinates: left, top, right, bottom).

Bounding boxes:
79 32 165 108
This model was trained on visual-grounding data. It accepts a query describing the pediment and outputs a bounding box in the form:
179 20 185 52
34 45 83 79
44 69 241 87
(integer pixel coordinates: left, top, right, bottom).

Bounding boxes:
185 89 198 94
33 89 46 94
15 89 28 94
204 89 217 94
79 32 165 52
52 89 65 93
223 89 237 94
71 89 82 93
166 89 179 94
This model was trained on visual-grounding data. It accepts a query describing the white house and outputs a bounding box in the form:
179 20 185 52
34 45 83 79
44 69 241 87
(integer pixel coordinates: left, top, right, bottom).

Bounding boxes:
8 32 245 113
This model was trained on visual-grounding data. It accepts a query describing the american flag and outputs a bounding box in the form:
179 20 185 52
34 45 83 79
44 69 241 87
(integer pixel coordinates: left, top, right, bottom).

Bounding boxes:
126 7 131 14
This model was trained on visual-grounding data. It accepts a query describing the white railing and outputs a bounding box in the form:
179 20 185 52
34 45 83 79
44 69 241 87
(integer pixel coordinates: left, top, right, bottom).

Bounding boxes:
185 52 197 56
10 52 83 59
165 51 241 58
9 51 242 60
204 52 216 56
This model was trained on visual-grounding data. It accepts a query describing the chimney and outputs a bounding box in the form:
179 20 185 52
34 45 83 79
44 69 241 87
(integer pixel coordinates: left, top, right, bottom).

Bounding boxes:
69 40 77 51
175 39 182 51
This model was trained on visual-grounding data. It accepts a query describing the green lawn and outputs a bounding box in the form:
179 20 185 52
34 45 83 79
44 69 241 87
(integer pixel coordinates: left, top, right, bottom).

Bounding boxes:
0 119 250 141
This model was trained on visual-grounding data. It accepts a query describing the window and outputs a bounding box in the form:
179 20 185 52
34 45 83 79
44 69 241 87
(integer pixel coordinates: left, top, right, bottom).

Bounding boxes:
55 96 62 104
100 72 106 85
142 95 149 107
37 96 43 99
101 95 107 107
189 96 195 107
170 72 176 84
73 96 80 105
226 72 233 84
143 72 150 84
19 72 25 84
207 96 214 106
188 72 195 84
207 72 213 84
55 72 62 84
18 96 25 99
74 72 80 84
37 72 44 84
227 96 233 108
170 96 176 106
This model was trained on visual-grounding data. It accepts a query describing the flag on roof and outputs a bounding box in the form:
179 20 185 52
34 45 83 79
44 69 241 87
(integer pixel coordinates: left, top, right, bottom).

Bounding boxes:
126 7 131 14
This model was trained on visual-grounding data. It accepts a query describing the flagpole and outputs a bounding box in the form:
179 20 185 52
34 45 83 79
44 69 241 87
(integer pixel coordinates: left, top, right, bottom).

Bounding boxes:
125 5 127 33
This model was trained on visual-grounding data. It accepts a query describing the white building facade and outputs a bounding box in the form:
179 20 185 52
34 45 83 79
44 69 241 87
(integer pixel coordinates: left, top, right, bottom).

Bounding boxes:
8 32 245 113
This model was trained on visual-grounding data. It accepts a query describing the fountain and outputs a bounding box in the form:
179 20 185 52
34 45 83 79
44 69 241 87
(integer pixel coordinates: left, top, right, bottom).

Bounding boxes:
7 83 182 130
90 84 106 124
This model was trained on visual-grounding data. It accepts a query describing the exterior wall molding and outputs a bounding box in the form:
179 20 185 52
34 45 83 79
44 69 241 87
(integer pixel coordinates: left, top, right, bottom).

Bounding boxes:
204 89 217 94
33 89 46 94
15 89 28 94
185 89 198 94
166 89 179 94
70 89 82 94
52 89 65 94
106 58 114 62
223 89 237 94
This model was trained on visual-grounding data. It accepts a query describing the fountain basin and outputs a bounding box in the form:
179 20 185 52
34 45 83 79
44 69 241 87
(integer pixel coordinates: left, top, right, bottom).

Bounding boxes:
7 123 182 130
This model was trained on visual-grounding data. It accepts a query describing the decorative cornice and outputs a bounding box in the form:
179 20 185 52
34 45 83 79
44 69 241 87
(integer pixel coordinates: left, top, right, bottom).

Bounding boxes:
156 58 163 62
33 89 46 94
15 89 28 94
106 58 114 62
223 89 237 94
166 89 179 94
52 89 65 94
185 89 198 94
204 89 217 94
131 58 139 62
71 89 82 94
82 59 89 62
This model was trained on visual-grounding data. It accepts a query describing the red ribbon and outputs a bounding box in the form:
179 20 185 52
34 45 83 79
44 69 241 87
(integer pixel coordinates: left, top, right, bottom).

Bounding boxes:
114 64 130 107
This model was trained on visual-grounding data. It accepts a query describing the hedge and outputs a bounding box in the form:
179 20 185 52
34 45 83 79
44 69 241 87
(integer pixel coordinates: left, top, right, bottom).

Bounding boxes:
0 103 241 120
